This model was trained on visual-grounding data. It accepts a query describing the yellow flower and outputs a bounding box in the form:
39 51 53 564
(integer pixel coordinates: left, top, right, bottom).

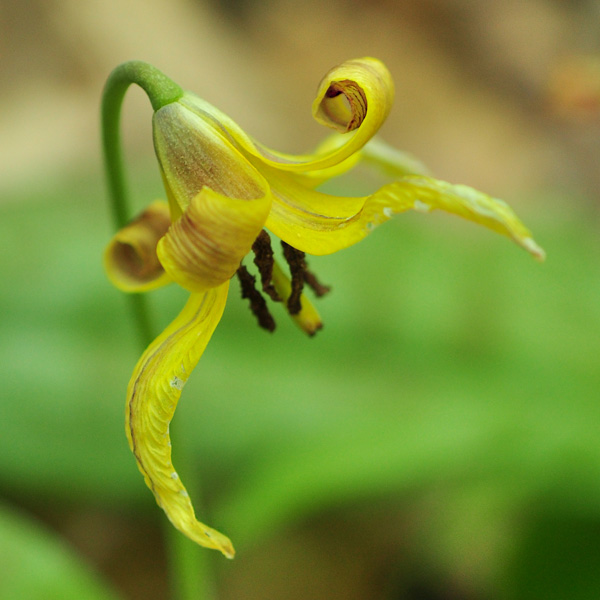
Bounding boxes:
104 58 544 558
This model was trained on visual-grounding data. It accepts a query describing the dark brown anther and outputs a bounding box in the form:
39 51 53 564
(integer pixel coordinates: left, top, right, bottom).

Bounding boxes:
281 241 332 313
252 230 281 302
281 241 307 315
303 269 331 297
236 265 276 332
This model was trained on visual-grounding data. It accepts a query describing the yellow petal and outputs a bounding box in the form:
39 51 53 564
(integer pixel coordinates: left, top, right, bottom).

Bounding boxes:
126 283 234 557
103 201 172 292
157 186 271 292
264 169 545 260
179 57 394 173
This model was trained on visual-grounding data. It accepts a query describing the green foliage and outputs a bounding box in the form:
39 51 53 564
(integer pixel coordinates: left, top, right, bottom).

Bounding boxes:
1 173 598 597
0 502 122 600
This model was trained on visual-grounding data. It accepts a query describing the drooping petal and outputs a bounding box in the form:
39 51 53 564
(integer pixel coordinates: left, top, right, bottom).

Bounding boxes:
157 186 271 292
103 201 172 292
179 57 394 173
126 283 234 558
264 168 545 260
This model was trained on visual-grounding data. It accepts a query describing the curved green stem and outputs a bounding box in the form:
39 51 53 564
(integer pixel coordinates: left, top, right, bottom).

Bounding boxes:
101 60 183 232
101 61 182 346
166 441 217 600
101 62 216 599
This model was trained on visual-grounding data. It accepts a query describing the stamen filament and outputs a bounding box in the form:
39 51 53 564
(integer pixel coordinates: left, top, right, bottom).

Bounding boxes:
271 262 323 336
281 241 306 315
252 230 281 301
236 265 276 332
303 268 331 297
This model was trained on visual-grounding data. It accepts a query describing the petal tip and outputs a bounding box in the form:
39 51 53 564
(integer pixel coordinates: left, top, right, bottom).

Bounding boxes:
521 237 546 262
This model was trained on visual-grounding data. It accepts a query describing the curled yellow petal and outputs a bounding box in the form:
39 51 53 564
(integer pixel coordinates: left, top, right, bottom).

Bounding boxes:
157 186 271 292
126 283 234 558
265 169 545 260
312 57 393 134
313 74 368 133
179 57 394 173
104 201 172 292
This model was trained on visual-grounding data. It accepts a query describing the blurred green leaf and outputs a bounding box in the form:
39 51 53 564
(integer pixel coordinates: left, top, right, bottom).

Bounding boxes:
504 511 600 600
0 501 122 600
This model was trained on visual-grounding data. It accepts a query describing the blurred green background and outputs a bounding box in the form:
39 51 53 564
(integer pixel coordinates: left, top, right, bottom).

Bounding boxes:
1 0 599 599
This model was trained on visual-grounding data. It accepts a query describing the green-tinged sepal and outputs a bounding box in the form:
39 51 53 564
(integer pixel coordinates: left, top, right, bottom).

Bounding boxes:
153 99 269 212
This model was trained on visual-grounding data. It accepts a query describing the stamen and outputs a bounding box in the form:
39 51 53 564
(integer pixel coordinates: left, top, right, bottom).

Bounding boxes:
252 230 281 302
281 241 331 312
236 265 276 332
303 269 331 297
281 241 306 315
240 232 330 334
271 262 323 336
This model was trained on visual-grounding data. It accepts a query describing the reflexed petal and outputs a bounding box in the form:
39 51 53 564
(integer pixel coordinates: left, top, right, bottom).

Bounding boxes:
179 57 394 173
126 283 234 558
265 169 545 260
157 186 272 292
103 201 172 292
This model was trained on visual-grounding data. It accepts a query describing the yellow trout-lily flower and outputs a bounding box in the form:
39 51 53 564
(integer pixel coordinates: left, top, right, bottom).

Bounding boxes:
103 58 544 558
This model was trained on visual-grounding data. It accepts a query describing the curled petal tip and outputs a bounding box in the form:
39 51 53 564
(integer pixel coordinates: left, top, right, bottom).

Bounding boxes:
521 237 546 262
190 523 235 558
221 542 236 560
104 201 172 292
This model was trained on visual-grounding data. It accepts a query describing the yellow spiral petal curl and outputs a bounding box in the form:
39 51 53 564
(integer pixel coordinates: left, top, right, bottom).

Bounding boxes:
179 57 395 173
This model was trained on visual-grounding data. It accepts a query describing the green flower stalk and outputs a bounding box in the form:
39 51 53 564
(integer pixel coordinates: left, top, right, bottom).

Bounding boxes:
102 58 544 559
